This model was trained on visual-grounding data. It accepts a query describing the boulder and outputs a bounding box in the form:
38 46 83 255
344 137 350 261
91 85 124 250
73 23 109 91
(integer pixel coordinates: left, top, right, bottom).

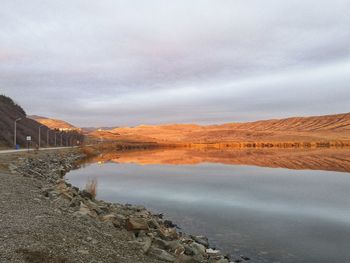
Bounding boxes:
100 214 121 228
175 253 201 263
100 214 116 222
158 226 178 241
115 214 127 223
148 218 161 229
153 238 182 252
213 259 229 263
59 191 73 201
126 217 149 231
206 248 220 256
191 242 206 255
149 246 176 262
86 200 103 215
80 190 93 200
142 236 153 254
69 197 81 207
191 235 209 248
48 190 60 199
174 245 185 257
164 219 178 228
75 203 97 218
135 209 150 218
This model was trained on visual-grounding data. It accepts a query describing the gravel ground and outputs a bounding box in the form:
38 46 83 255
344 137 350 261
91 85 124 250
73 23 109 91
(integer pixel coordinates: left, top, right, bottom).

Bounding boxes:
0 150 166 263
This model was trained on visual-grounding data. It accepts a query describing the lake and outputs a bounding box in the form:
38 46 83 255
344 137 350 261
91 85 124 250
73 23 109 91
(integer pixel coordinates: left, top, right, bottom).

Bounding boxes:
66 148 350 263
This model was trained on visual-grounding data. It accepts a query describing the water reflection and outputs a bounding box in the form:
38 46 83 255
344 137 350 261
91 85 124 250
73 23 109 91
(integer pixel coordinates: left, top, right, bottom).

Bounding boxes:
86 147 350 173
67 148 350 263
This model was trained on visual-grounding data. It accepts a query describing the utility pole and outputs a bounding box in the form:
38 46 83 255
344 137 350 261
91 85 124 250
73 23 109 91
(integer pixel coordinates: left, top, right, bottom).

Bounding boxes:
47 129 50 147
38 125 44 149
14 117 22 148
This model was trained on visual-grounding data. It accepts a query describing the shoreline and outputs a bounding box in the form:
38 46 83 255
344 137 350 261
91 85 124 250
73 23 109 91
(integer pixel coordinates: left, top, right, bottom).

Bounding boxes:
1 148 240 263
83 140 350 151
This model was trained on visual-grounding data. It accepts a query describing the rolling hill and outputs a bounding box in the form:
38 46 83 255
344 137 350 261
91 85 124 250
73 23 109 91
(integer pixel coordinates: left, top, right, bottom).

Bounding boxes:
0 96 51 148
91 113 350 147
29 115 80 131
0 95 83 148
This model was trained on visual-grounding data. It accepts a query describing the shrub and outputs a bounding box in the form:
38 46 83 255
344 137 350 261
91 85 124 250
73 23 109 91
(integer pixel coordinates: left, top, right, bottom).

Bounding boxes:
85 179 97 198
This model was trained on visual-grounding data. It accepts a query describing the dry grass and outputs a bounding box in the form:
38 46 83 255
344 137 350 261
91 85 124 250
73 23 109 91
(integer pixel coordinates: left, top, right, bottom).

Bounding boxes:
85 179 97 198
90 113 350 147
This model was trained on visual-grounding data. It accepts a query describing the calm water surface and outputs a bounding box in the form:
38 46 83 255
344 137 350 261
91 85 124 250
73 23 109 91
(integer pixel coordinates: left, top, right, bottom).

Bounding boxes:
66 149 350 263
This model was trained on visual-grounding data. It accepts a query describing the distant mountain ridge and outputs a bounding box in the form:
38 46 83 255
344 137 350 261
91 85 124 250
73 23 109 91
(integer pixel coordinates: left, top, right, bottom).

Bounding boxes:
219 112 350 132
81 126 119 134
92 113 350 147
2 93 349 148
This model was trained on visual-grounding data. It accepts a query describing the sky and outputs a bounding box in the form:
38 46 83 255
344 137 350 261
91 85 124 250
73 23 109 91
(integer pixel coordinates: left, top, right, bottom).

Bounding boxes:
1 0 350 127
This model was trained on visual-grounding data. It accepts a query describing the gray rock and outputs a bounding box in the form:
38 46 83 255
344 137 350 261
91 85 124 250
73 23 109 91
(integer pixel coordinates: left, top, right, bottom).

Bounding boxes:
206 248 220 256
191 242 206 255
74 203 97 218
142 236 153 254
213 258 229 263
148 218 161 229
69 197 81 207
153 238 181 252
80 190 93 200
149 246 176 262
175 253 201 263
86 200 103 215
191 235 209 248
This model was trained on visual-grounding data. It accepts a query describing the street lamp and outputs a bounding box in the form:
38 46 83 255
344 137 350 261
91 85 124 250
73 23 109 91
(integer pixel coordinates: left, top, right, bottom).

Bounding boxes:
38 125 44 149
14 117 22 148
46 129 50 147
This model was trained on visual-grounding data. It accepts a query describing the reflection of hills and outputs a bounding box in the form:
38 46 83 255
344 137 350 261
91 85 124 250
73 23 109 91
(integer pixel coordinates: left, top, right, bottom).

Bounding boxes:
87 148 350 173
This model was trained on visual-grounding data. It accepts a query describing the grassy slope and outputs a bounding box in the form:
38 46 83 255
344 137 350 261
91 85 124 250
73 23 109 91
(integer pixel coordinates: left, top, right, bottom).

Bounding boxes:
0 96 83 148
29 115 77 130
92 113 350 147
0 96 51 148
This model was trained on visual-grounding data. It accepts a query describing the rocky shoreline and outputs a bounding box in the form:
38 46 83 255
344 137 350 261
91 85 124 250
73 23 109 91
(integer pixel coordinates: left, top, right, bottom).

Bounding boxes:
7 149 245 263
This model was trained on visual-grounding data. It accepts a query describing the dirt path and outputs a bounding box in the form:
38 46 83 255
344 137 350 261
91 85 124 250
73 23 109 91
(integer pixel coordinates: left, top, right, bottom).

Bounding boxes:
0 146 76 155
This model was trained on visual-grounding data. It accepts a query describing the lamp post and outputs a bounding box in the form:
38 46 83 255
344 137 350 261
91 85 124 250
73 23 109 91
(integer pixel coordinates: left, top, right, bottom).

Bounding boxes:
47 129 50 147
14 117 22 148
38 125 44 149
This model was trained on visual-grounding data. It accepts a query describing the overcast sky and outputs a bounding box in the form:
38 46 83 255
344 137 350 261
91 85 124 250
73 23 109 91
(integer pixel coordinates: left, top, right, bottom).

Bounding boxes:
1 0 350 127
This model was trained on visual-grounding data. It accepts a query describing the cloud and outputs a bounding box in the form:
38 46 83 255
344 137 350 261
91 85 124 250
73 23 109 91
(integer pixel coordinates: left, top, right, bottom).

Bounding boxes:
0 0 350 126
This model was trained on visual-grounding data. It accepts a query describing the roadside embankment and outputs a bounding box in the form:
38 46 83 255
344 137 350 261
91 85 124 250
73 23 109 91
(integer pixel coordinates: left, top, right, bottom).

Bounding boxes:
1 148 234 263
